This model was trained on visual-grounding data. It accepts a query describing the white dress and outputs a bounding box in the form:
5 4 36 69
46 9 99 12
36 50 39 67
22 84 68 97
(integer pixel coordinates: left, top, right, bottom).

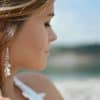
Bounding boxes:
13 76 46 100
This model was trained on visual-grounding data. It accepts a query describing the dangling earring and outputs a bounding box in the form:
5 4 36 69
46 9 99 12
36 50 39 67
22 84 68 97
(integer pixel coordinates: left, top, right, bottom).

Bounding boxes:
4 47 12 77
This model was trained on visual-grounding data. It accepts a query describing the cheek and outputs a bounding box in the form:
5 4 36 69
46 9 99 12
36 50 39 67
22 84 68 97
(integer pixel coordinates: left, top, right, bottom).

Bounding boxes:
10 23 49 70
21 21 49 51
28 30 48 51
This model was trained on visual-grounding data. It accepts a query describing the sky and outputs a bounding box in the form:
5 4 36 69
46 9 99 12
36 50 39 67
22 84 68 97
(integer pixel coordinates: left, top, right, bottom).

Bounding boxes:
52 0 100 46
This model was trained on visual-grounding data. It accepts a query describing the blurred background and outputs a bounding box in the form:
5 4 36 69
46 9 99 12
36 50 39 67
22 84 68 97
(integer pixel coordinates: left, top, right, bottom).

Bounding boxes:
43 0 100 100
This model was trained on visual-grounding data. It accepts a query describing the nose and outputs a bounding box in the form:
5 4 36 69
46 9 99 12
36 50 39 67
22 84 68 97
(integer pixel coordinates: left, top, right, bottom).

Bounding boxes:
48 28 57 42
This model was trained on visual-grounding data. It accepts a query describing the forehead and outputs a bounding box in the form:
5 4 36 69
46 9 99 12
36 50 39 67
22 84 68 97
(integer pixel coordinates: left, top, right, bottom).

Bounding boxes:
43 4 54 16
33 0 54 17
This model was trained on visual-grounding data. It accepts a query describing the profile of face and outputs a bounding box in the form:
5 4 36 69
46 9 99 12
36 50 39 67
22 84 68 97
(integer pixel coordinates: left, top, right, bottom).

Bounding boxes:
9 0 57 70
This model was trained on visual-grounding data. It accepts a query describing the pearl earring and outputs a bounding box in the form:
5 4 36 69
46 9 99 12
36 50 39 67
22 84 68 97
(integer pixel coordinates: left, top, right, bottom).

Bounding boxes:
4 47 11 77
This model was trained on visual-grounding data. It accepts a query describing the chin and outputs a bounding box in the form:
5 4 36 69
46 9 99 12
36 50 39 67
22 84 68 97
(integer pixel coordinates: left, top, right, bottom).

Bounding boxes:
34 64 47 71
22 58 48 71
33 59 48 71
27 62 47 71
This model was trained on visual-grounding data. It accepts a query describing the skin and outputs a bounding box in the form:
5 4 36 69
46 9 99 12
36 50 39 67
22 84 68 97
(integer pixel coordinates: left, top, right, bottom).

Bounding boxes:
9 0 57 71
1 0 63 100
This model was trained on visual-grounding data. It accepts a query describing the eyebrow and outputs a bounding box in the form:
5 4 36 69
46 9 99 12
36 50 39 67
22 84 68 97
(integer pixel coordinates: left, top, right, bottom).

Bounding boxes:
48 13 55 17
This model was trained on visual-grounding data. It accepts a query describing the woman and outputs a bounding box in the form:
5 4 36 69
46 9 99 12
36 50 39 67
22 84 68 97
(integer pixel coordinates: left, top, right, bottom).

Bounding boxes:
0 0 63 100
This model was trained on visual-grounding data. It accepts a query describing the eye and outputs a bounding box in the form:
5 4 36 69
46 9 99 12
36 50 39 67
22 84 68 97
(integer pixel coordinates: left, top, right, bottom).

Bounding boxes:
44 22 51 27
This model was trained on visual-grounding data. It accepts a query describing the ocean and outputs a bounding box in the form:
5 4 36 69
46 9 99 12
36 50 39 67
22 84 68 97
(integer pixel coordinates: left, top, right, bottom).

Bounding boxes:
50 75 100 100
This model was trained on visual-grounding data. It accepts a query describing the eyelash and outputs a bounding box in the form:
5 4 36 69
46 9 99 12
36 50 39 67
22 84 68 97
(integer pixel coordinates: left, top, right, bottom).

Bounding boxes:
44 22 51 27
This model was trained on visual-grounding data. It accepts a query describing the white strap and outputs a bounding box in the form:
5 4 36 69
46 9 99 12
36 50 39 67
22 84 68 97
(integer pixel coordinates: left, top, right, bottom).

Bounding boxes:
13 76 46 100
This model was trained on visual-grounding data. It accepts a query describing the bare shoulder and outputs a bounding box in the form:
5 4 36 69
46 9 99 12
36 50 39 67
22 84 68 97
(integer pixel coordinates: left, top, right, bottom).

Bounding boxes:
16 71 64 100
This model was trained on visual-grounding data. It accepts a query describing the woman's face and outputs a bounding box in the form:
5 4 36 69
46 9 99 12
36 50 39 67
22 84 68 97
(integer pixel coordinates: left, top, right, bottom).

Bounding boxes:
9 1 57 70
